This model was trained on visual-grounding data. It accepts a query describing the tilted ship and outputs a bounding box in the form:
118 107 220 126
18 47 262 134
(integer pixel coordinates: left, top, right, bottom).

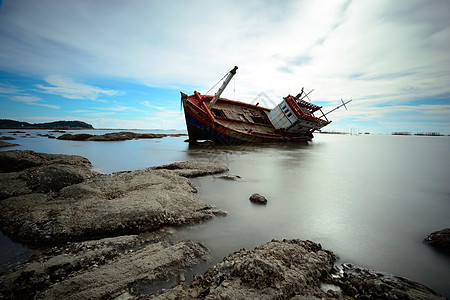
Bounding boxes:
181 66 350 145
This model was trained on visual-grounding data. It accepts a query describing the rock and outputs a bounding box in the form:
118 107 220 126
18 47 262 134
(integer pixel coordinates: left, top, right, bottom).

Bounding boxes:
154 161 229 177
0 136 16 140
0 150 227 245
0 234 209 299
57 133 94 140
249 193 267 204
336 263 444 299
425 228 450 255
56 131 186 141
0 150 92 173
149 239 338 299
215 174 242 181
19 164 95 193
0 140 18 147
146 239 445 300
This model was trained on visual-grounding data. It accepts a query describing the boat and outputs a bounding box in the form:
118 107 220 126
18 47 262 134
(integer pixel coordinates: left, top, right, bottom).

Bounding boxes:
181 66 350 145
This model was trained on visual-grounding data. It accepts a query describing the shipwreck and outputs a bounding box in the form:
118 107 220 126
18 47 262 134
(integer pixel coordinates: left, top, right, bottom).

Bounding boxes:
181 66 350 145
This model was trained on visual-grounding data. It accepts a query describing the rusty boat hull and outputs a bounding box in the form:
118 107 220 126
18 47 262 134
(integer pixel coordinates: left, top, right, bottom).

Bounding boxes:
182 92 323 145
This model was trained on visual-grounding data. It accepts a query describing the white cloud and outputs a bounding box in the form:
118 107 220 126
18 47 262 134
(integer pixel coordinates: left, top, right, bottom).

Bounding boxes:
11 95 60 109
0 83 20 94
35 75 121 101
140 101 170 111
108 106 136 112
1 0 449 132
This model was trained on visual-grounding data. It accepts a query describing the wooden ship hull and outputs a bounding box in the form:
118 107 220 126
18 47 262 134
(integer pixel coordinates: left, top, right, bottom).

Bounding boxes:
182 66 342 145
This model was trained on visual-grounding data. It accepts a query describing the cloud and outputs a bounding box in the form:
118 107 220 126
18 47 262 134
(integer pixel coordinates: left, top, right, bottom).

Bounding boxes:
107 106 132 112
0 83 20 94
0 0 449 132
11 95 60 109
35 75 121 101
140 101 169 111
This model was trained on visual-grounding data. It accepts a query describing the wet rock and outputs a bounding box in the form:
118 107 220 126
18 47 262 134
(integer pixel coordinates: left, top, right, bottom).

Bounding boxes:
149 239 338 299
0 234 209 299
57 133 95 140
0 140 18 147
0 136 16 140
19 164 95 193
0 150 92 173
336 263 444 299
154 161 229 177
56 131 186 141
249 193 267 204
215 174 242 181
425 228 450 255
148 239 445 300
0 150 227 245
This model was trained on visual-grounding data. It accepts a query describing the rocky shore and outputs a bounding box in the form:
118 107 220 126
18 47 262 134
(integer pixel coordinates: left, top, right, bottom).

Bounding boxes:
0 150 446 299
148 239 444 300
0 150 227 245
56 131 186 141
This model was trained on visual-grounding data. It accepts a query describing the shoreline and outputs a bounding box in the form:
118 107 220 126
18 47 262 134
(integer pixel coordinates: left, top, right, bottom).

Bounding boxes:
0 149 447 299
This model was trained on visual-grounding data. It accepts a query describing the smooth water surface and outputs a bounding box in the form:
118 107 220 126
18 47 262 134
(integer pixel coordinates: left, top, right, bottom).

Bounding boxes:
183 134 450 297
1 130 449 297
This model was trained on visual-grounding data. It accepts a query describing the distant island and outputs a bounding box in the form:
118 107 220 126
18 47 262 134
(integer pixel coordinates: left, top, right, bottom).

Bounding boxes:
392 132 445 136
0 119 94 129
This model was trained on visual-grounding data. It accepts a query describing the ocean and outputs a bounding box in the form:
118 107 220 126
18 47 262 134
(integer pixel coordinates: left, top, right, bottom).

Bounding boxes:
1 129 449 297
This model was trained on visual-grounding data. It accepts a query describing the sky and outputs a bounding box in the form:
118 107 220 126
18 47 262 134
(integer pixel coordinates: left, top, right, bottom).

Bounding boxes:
0 0 449 134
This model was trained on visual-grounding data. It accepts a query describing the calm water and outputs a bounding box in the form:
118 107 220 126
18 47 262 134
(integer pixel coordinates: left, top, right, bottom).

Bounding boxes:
1 130 449 297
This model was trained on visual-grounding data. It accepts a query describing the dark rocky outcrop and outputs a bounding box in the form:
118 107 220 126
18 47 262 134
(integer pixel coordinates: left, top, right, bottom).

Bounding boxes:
337 263 444 299
0 233 210 299
57 131 186 141
214 174 242 181
154 161 228 178
148 239 445 299
149 239 337 299
0 150 228 245
0 140 18 147
249 193 268 204
0 136 16 140
425 228 450 255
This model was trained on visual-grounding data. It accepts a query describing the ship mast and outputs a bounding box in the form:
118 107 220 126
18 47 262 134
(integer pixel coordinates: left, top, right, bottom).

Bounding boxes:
208 66 238 108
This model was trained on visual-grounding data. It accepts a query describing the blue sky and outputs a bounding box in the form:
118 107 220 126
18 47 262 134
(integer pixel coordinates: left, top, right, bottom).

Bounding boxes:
1 0 449 133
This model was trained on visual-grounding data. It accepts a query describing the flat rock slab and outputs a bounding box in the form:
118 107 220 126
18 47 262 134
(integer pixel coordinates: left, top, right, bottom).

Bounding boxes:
0 233 209 299
0 150 228 245
0 150 91 173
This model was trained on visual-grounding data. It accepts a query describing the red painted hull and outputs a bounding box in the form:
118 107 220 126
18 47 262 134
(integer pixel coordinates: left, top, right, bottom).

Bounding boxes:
182 92 314 145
